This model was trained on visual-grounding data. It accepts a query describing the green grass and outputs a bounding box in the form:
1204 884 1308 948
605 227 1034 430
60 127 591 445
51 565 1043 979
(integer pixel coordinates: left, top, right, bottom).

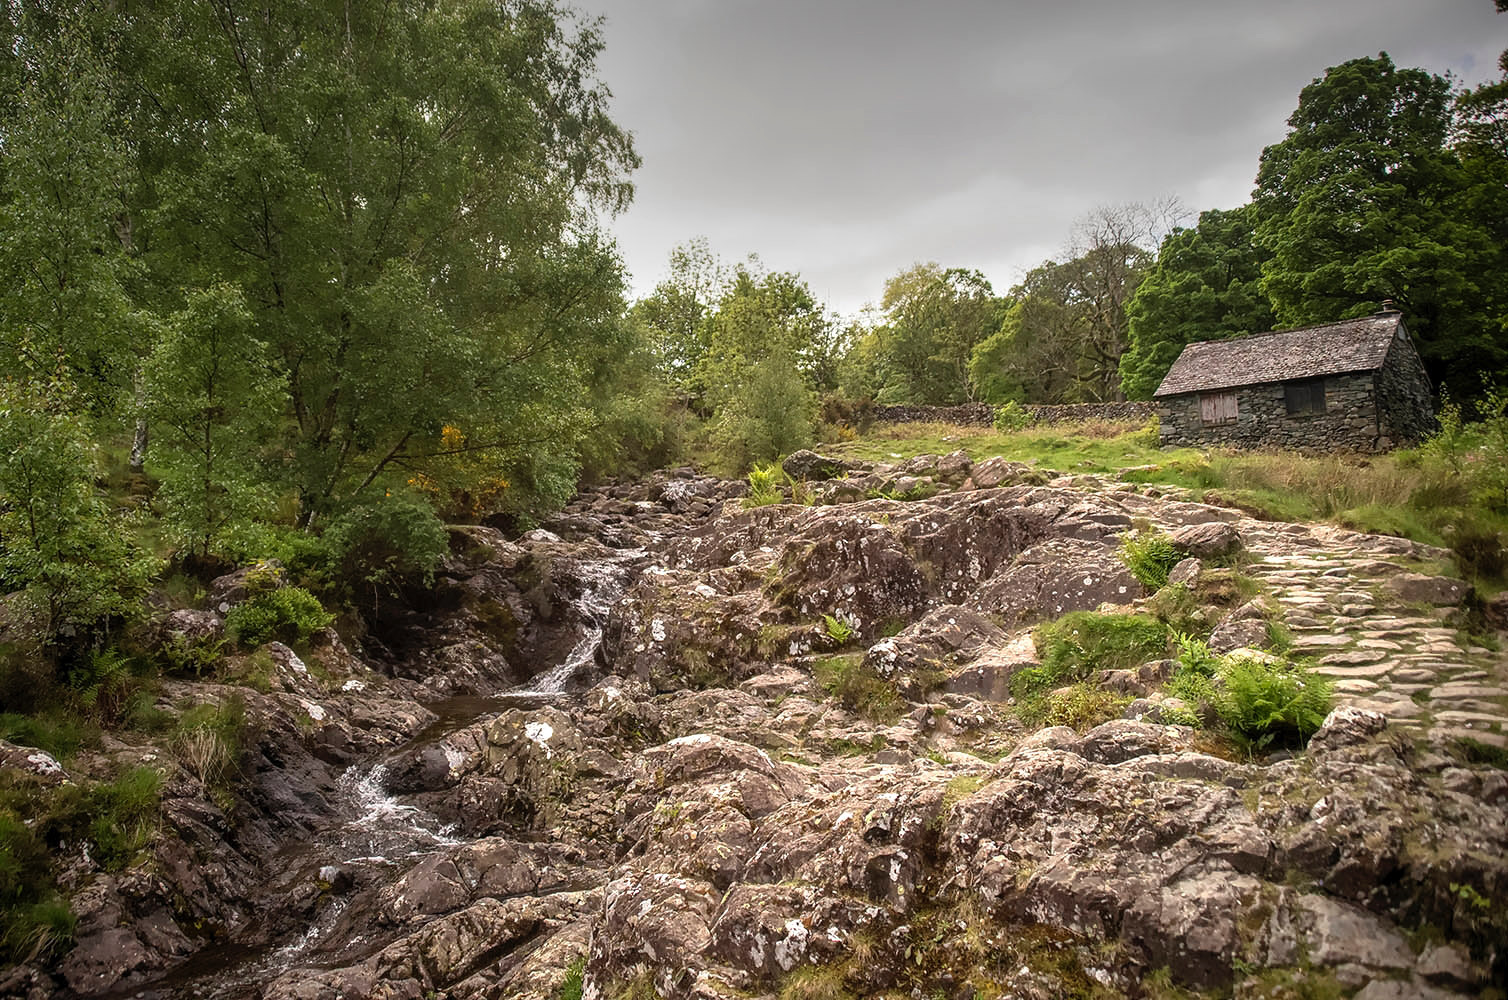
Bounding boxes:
821 418 1162 474
556 956 586 1000
813 653 902 722
1014 683 1135 732
1014 612 1169 698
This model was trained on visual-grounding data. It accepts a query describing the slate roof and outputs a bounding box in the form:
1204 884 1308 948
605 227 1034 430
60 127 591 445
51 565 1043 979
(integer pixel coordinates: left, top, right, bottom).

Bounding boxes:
1152 313 1403 398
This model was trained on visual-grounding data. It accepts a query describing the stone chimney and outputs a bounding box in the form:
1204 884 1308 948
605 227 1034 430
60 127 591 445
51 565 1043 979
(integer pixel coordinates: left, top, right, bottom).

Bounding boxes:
1378 299 1400 314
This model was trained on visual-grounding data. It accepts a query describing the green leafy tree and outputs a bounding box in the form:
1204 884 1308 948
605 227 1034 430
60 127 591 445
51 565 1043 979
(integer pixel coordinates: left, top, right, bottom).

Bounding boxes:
1253 53 1503 394
0 6 140 414
876 264 1003 404
631 238 729 404
142 285 283 561
971 203 1169 403
0 378 156 648
1119 205 1276 400
114 0 638 525
700 267 826 470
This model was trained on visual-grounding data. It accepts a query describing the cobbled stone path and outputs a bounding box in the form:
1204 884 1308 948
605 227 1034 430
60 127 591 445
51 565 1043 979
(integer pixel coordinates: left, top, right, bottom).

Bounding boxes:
1231 520 1507 750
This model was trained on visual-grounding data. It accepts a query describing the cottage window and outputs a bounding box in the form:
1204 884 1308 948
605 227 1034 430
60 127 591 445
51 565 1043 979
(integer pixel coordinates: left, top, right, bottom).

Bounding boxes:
1199 391 1238 425
1285 379 1326 416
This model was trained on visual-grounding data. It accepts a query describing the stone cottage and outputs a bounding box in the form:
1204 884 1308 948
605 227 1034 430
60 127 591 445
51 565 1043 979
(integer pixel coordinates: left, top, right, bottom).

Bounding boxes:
1152 305 1435 452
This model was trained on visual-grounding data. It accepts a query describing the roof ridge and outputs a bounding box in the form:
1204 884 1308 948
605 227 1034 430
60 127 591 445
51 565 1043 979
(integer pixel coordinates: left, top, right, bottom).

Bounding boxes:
1185 312 1397 350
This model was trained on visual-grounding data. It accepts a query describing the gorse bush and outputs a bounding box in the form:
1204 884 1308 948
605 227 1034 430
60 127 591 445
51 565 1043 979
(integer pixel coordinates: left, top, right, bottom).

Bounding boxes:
1119 530 1182 590
224 587 332 648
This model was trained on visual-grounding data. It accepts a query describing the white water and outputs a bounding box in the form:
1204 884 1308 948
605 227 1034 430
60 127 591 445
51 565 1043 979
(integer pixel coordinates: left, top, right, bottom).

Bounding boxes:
508 551 638 696
334 763 460 862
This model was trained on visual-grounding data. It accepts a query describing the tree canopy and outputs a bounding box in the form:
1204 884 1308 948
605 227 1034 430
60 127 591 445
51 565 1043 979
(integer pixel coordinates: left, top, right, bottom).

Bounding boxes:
1253 52 1505 395
1119 206 1274 400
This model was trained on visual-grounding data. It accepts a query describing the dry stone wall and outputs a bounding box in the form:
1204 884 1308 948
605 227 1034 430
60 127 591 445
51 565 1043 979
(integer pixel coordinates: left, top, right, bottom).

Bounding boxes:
873 401 1155 426
1156 372 1384 451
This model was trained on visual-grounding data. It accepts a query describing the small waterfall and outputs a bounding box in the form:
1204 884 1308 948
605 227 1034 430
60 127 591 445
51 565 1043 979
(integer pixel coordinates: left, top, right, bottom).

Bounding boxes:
509 550 638 696
334 763 460 862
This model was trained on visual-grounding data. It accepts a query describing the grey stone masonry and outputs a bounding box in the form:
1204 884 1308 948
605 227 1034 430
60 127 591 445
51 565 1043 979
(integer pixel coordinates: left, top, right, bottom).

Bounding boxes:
1373 328 1436 446
1152 310 1435 453
1157 372 1384 451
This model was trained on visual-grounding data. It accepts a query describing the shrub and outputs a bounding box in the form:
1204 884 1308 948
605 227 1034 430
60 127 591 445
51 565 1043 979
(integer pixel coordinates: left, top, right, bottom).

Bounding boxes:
322 491 449 603
0 379 159 648
159 633 227 679
993 400 1030 432
224 587 332 647
1016 612 1168 697
1119 530 1182 590
1451 522 1507 583
1213 653 1331 747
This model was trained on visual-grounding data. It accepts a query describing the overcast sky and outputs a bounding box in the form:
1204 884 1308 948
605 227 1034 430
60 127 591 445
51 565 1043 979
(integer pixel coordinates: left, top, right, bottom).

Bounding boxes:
574 1 1506 317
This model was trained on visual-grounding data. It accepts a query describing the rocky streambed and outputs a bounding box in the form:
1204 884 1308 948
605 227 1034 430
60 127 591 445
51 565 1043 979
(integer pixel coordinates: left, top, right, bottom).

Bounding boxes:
4 453 1507 999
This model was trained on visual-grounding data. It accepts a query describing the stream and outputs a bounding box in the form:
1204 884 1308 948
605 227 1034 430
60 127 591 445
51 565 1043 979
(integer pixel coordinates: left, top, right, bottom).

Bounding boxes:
145 550 639 999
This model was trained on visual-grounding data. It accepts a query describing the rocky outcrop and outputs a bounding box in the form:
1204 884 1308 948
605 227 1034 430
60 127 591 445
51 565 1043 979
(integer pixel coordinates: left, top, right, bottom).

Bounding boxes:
5 461 1504 1000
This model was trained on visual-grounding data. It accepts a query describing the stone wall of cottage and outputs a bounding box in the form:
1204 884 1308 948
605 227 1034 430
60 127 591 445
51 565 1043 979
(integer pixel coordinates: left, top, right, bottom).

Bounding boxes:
1156 372 1383 451
1373 332 1436 445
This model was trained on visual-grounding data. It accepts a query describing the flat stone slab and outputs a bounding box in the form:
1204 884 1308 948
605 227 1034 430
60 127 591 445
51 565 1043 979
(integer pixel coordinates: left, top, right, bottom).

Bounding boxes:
1348 697 1424 719
1331 679 1381 695
1431 710 1508 727
1315 663 1393 680
1355 638 1403 651
1392 668 1439 684
1320 650 1388 667
1294 635 1355 650
1431 683 1508 699
1430 726 1508 749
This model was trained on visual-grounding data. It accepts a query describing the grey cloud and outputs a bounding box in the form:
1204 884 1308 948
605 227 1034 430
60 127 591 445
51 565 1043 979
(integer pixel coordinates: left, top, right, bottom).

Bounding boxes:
580 0 1506 312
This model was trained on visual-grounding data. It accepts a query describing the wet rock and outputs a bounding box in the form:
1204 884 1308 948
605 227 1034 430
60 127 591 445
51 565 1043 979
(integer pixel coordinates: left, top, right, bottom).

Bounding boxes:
973 536 1142 628
161 608 224 647
863 606 1005 697
1307 706 1389 754
1167 556 1201 586
1076 720 1195 764
934 449 973 485
1208 616 1270 654
967 457 1046 490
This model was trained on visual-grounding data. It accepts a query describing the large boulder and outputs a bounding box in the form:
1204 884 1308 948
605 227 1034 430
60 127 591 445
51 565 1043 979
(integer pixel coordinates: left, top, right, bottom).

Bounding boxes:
781 450 850 481
972 536 1143 628
1170 522 1243 560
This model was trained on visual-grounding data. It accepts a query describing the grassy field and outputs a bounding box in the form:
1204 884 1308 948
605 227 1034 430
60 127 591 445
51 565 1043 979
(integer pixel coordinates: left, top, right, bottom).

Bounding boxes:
818 418 1508 593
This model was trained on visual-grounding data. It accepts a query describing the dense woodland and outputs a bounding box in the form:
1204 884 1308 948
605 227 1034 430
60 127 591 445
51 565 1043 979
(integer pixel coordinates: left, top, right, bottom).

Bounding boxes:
1 0 1506 665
